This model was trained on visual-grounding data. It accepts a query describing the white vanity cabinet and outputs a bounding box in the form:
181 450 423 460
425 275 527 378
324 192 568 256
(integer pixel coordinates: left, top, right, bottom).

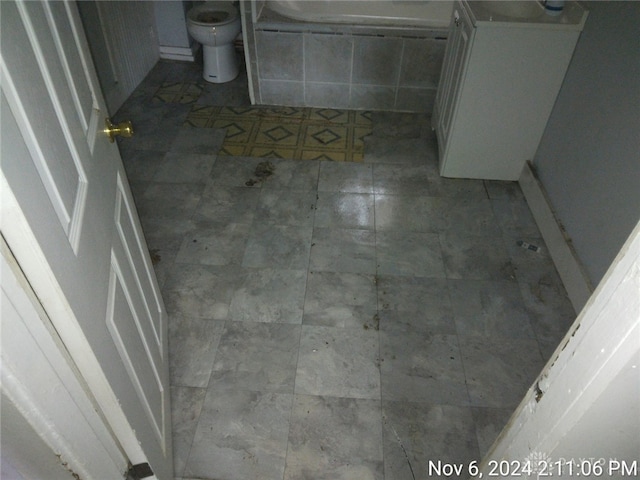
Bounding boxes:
433 1 588 180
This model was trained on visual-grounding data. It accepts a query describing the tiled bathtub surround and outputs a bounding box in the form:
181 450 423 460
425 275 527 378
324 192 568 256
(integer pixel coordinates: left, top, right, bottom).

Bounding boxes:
114 60 575 480
242 3 447 112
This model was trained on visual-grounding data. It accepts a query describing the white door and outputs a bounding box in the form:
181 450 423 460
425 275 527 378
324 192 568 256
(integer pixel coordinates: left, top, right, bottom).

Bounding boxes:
1 1 172 478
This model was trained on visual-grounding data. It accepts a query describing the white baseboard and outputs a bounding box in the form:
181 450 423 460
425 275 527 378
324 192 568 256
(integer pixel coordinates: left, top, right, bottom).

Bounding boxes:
159 44 198 62
519 162 593 312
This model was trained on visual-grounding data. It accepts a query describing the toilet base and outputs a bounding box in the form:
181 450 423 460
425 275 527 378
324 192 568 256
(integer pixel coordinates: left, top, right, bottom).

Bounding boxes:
202 44 239 83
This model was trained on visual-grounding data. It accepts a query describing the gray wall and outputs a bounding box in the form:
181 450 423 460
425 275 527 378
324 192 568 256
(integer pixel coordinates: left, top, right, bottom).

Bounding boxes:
78 1 159 114
154 1 192 48
533 1 640 286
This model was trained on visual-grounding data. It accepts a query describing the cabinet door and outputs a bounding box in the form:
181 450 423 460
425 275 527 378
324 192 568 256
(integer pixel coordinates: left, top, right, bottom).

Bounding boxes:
435 3 474 146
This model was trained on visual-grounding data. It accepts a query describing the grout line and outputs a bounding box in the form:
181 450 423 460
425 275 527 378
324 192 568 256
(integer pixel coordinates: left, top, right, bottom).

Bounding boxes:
482 179 491 199
394 38 406 110
384 414 417 480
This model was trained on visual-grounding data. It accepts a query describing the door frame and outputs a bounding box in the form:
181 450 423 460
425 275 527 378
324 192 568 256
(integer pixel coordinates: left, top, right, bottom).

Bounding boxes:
1 172 153 476
1 235 126 479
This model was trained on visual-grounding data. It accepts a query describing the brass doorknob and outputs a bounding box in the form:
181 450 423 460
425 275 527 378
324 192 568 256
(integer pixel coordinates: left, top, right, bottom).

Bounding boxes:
105 118 133 142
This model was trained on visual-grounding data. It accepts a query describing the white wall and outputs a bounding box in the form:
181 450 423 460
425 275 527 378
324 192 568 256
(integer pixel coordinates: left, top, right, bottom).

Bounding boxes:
533 1 640 287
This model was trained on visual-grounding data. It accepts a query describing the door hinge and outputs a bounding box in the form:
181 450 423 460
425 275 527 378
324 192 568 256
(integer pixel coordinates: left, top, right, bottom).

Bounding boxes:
126 463 154 480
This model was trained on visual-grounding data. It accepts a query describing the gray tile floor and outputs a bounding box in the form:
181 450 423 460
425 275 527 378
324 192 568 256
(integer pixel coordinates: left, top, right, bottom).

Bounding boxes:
115 60 576 480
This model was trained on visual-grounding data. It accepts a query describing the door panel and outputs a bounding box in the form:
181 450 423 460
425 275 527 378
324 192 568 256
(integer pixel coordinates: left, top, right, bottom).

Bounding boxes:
44 1 96 132
107 259 165 445
114 173 164 351
108 173 166 446
1 1 89 248
0 1 172 478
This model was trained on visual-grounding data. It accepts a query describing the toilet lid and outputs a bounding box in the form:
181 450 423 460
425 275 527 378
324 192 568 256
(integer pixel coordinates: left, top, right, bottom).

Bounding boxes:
188 2 239 27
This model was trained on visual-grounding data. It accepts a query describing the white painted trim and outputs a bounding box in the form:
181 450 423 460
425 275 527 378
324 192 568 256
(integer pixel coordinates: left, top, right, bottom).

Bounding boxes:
158 44 197 62
1 237 126 479
0 172 154 474
240 3 256 104
519 161 593 311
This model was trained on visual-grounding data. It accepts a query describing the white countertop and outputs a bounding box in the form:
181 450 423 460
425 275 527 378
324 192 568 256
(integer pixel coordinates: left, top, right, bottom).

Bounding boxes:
464 1 589 30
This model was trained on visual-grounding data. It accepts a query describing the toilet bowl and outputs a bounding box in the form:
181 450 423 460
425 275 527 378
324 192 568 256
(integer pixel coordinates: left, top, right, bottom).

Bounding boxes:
187 1 242 83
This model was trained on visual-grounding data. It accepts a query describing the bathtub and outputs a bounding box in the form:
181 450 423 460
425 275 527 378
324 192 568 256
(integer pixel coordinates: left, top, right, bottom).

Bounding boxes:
244 0 451 111
266 0 454 29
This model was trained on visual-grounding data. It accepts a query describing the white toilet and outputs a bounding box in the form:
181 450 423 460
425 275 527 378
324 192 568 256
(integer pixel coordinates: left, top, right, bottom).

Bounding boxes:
186 1 241 83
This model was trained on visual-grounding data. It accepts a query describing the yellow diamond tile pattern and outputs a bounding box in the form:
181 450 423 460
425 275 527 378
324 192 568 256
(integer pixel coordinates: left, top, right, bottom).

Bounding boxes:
153 82 203 104
185 106 372 162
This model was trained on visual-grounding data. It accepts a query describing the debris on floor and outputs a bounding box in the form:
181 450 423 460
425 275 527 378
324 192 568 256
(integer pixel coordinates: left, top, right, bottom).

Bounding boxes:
245 161 275 186
517 240 541 253
363 313 380 331
149 249 161 265
255 161 275 178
